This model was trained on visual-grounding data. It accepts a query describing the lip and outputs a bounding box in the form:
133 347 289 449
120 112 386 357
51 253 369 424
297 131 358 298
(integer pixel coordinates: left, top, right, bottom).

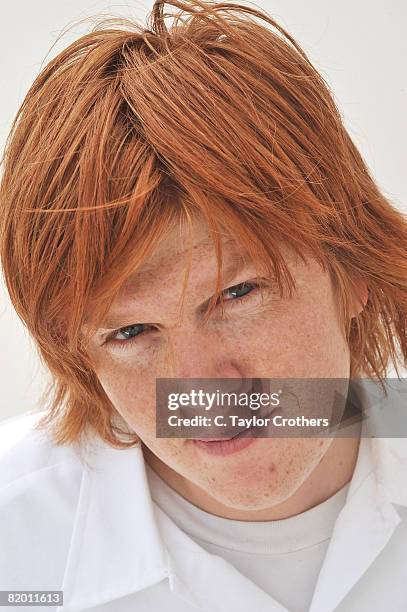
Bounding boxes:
190 409 274 456
191 427 257 456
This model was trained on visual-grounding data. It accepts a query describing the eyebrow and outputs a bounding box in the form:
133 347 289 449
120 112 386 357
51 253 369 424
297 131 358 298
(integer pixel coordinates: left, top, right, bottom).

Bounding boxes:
98 252 250 331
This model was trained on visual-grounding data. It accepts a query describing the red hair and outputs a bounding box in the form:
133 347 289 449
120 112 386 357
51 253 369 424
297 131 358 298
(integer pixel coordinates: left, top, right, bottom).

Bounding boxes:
1 0 406 448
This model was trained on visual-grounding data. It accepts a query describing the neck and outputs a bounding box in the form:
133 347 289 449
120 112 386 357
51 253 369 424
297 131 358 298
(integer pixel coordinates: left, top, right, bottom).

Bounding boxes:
143 421 361 521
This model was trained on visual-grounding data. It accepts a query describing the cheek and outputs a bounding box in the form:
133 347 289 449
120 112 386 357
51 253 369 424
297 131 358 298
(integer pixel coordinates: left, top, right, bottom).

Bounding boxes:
300 307 350 376
94 360 157 435
238 294 349 377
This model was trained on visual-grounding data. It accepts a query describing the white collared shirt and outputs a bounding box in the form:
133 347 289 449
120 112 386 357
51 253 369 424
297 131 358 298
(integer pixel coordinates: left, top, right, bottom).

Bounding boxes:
1 382 407 612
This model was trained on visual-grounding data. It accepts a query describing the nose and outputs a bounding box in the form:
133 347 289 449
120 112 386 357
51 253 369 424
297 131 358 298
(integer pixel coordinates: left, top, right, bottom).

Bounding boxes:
163 326 243 380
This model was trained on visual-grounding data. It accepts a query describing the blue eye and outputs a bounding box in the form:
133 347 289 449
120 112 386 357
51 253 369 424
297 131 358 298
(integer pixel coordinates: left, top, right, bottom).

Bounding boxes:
112 323 149 341
224 281 256 300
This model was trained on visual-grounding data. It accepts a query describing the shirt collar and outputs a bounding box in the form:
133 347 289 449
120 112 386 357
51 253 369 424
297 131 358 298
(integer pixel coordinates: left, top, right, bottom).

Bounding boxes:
57 436 168 612
348 377 407 507
308 378 407 612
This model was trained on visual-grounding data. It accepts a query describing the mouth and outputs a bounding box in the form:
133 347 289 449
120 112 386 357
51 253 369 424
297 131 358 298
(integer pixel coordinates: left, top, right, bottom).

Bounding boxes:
191 379 275 456
193 408 275 441
191 426 258 456
194 428 249 443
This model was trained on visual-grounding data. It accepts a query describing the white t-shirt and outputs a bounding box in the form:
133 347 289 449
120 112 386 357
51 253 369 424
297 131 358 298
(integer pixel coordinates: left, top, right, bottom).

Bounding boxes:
145 447 357 612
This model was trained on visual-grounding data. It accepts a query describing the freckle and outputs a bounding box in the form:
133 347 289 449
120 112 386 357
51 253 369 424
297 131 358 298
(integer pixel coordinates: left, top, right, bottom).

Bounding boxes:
269 464 276 473
319 441 324 446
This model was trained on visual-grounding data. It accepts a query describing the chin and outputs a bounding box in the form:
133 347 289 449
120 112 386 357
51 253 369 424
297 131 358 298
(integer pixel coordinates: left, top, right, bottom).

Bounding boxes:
203 480 297 512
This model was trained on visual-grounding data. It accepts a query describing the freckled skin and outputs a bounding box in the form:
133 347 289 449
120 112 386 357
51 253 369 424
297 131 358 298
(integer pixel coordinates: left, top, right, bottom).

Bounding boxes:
87 218 366 521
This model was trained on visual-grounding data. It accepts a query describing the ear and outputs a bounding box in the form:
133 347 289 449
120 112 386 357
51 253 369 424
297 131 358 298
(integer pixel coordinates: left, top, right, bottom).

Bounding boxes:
349 275 369 318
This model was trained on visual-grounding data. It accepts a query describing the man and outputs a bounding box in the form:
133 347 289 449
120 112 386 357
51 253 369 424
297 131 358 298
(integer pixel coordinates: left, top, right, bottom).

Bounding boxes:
0 0 406 610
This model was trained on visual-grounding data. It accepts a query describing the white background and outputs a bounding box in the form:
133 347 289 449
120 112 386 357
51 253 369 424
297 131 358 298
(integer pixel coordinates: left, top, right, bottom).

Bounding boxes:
0 0 406 422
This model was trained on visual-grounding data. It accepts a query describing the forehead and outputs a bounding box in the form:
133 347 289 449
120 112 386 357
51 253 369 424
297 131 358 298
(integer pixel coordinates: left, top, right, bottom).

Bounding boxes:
119 216 306 297
119 219 244 296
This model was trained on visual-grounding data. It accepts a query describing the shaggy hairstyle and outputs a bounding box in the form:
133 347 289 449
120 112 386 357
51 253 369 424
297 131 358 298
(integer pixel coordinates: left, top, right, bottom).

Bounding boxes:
0 0 406 449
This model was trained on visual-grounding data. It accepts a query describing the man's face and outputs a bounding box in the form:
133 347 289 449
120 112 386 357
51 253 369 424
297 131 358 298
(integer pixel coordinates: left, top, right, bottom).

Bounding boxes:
86 218 356 510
